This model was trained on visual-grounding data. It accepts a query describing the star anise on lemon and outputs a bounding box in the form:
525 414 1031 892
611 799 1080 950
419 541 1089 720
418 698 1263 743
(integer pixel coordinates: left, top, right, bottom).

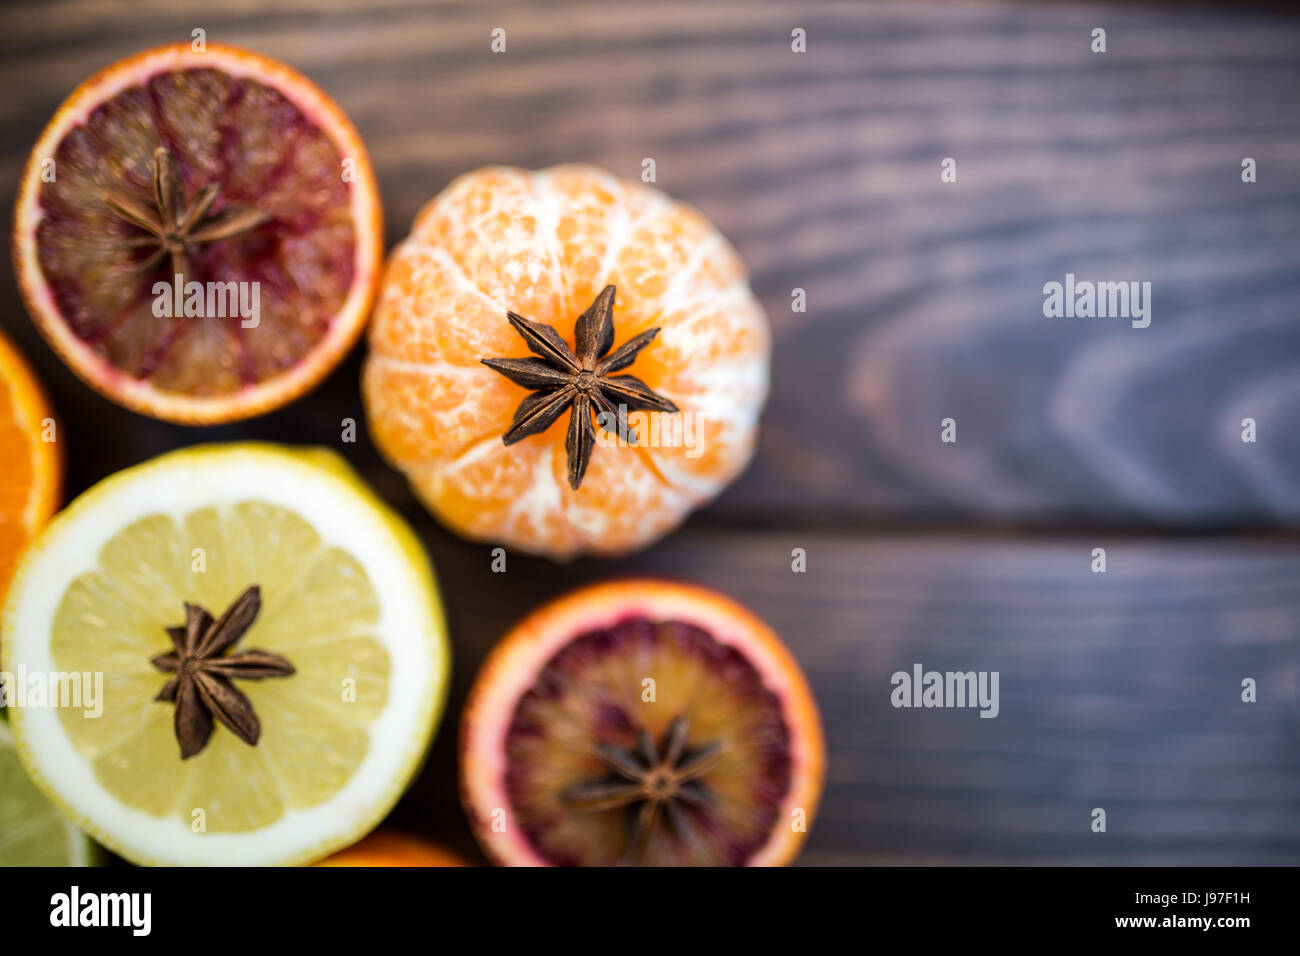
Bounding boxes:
150 585 294 760
481 285 679 489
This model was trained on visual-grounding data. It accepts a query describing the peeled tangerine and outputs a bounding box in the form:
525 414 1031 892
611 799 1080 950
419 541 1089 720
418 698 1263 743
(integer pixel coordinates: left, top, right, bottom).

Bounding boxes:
363 165 770 559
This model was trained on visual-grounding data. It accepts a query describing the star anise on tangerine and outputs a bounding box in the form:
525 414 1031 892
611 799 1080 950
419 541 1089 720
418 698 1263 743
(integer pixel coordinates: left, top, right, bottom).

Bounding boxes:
481 284 679 489
563 716 725 865
103 145 272 279
150 585 294 760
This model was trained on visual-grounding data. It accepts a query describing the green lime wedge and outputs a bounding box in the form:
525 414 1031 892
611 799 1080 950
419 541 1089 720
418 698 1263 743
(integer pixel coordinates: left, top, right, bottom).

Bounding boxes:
0 715 98 865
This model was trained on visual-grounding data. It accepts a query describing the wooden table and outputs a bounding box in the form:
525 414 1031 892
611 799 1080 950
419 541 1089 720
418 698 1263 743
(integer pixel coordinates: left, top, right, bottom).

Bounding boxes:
2 0 1298 865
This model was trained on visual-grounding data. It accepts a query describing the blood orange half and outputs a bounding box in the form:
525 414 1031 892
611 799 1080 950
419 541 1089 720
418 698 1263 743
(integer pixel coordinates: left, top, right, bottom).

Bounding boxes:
12 43 382 424
461 580 824 866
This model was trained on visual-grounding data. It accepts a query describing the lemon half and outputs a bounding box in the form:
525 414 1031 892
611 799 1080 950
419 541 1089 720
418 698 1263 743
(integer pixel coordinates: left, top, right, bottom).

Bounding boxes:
1 444 449 866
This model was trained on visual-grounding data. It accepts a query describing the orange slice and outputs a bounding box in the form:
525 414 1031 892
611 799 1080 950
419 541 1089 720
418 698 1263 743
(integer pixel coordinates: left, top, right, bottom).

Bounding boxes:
461 580 824 866
314 831 470 867
12 43 382 424
0 329 59 614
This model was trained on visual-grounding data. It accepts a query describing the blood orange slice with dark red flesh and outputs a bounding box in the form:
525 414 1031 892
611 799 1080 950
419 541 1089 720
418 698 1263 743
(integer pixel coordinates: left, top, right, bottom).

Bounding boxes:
13 44 382 424
461 580 825 866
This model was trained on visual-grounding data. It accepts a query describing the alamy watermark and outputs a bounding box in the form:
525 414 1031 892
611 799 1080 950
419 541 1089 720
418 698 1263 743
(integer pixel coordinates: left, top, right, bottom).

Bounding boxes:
891 663 1000 718
1043 273 1151 328
152 274 260 328
0 665 103 718
594 405 702 458
50 887 150 936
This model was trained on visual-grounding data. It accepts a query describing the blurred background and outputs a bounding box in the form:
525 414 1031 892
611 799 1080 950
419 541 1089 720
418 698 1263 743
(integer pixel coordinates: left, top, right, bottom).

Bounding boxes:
2 0 1298 864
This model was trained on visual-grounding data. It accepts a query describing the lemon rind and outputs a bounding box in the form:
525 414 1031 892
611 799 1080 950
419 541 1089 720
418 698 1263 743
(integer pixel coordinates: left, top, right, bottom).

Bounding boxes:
2 443 449 866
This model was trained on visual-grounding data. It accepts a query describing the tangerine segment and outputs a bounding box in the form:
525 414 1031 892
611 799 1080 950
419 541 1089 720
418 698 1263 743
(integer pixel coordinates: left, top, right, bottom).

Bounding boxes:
0 331 60 609
635 290 771 492
541 165 669 323
368 244 517 367
462 580 825 867
405 439 583 557
604 201 745 334
411 167 564 324
361 359 514 467
552 445 692 556
14 44 381 423
401 430 692 558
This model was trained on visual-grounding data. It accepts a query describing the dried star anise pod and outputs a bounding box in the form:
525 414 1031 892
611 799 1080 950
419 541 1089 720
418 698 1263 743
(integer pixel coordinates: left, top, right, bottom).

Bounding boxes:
150 585 294 759
562 715 725 866
103 146 271 279
481 284 679 489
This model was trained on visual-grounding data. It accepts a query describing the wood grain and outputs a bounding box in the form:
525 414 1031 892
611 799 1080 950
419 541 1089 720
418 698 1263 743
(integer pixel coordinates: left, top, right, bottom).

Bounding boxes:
0 0 1297 866
400 527 1300 865
2 0 1298 525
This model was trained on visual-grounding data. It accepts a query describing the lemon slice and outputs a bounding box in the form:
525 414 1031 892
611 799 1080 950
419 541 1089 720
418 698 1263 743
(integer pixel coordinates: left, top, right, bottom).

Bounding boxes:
0 718 98 865
1 444 449 865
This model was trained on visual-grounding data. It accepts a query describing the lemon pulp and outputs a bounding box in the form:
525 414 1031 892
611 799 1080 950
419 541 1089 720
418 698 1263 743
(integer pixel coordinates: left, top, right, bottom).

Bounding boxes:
49 501 390 833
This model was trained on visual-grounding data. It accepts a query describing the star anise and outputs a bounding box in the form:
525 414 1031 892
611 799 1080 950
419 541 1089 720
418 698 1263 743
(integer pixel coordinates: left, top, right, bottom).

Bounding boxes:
103 146 271 279
481 284 679 489
150 585 294 760
563 716 725 865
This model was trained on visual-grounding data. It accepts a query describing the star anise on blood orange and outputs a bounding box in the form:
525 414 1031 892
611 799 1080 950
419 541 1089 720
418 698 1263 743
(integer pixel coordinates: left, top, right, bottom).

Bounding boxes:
102 146 271 282
461 580 825 866
563 716 725 865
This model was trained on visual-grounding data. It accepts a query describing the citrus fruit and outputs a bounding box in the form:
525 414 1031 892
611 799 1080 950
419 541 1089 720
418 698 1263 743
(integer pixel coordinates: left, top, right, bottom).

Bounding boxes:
363 165 770 558
0 718 99 866
1 443 449 865
13 43 382 424
314 831 470 867
0 329 60 617
461 579 824 866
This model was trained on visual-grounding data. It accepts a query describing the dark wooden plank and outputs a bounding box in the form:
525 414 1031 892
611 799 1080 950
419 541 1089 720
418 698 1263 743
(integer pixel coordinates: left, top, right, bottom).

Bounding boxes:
1 1 1298 526
1 0 1298 867
398 527 1300 865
